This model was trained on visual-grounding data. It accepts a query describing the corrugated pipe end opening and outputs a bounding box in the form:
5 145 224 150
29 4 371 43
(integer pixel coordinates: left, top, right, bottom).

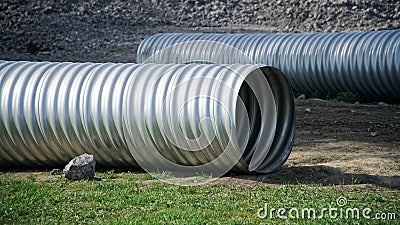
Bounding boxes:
235 66 296 174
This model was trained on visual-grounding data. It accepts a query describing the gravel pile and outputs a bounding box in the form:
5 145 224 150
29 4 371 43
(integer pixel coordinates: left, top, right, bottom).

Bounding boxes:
0 0 399 62
167 0 399 31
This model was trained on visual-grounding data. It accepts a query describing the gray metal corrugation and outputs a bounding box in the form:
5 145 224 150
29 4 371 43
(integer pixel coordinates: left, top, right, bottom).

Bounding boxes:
137 30 400 101
0 61 138 168
0 61 294 174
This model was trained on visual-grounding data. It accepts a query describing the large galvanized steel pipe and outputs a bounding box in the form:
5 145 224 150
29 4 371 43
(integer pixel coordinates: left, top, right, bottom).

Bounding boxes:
0 61 294 174
137 30 400 102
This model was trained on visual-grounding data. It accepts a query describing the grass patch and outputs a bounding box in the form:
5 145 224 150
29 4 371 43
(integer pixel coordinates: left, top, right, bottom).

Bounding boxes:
0 172 398 224
334 92 363 103
295 91 364 104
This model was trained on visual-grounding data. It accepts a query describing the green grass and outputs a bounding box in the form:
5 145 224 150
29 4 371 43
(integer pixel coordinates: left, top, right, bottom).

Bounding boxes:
0 172 398 224
333 92 363 103
294 91 364 104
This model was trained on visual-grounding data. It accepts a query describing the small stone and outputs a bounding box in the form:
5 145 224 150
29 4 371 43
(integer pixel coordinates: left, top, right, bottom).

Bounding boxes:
256 15 265 21
377 102 389 107
370 131 378 137
313 131 321 136
1 35 11 41
78 6 85 13
311 98 325 102
354 101 360 105
50 168 62 175
298 94 306 99
305 108 312 114
63 153 96 180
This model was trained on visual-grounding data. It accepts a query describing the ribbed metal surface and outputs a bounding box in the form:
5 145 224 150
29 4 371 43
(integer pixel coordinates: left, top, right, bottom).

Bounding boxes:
0 61 294 174
0 61 137 168
137 30 400 101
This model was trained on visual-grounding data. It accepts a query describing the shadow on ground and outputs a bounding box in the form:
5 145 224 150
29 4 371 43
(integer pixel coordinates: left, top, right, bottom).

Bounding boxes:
1 166 399 189
233 165 400 189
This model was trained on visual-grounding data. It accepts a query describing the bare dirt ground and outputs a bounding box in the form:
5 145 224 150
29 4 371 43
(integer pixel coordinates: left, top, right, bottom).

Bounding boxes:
231 99 400 189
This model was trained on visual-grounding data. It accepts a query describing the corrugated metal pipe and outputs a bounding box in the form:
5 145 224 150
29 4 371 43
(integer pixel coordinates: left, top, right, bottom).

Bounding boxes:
137 30 400 102
0 61 295 175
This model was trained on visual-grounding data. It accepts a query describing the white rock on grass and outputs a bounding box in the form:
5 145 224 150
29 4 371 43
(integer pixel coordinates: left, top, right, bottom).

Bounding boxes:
63 153 96 180
50 168 62 175
298 94 306 99
305 108 312 114
377 102 389 107
370 131 378 137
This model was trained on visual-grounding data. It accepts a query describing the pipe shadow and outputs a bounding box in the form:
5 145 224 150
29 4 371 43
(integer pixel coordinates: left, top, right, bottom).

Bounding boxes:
232 165 400 189
1 166 399 189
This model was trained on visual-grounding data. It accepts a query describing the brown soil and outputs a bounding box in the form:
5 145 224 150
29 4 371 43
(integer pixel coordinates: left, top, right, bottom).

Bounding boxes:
230 99 400 189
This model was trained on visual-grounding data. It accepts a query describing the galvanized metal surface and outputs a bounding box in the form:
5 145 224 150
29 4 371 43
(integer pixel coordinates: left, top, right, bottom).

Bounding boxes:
137 30 400 101
0 61 294 174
